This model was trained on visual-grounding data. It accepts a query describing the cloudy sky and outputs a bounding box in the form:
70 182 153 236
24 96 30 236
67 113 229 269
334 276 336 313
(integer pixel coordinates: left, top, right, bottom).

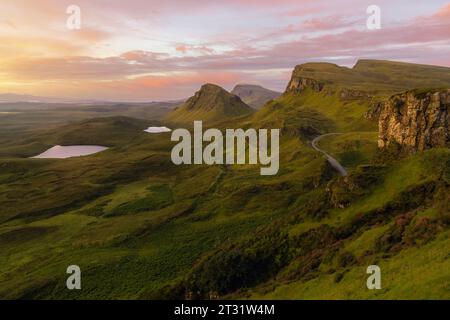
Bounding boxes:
0 0 449 101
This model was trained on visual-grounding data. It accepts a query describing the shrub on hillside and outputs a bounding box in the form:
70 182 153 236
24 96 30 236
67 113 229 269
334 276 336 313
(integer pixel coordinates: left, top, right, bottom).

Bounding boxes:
182 229 290 298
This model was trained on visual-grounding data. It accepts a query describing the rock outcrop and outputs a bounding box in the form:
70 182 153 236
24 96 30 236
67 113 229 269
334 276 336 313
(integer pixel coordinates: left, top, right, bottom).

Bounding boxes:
286 76 325 94
364 100 384 120
378 89 450 154
284 63 348 94
339 88 369 101
285 64 327 94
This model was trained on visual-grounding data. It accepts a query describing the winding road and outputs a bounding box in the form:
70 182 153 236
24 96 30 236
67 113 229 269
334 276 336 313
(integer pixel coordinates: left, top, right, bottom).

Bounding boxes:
311 133 348 176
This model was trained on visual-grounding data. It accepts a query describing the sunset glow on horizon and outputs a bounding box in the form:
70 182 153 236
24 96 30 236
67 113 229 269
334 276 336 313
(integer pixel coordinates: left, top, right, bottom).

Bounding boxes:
1 0 449 101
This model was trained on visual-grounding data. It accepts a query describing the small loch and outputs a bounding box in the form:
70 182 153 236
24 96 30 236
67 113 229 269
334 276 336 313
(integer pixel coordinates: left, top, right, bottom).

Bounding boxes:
31 145 109 159
144 126 171 133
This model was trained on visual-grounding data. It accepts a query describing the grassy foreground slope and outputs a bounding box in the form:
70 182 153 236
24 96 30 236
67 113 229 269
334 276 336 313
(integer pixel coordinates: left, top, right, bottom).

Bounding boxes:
244 148 449 299
0 130 322 298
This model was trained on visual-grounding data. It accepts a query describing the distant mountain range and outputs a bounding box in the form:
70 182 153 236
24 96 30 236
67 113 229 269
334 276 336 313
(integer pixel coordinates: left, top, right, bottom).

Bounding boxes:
0 93 78 104
231 84 281 109
0 84 282 109
0 93 185 106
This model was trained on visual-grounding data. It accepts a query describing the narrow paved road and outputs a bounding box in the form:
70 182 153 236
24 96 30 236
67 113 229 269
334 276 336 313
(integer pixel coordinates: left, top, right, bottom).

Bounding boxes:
311 133 348 176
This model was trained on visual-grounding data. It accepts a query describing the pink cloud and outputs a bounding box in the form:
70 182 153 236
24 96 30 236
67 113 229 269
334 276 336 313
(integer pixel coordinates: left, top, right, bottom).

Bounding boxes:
300 15 360 31
434 3 450 17
1 1 449 100
175 44 214 55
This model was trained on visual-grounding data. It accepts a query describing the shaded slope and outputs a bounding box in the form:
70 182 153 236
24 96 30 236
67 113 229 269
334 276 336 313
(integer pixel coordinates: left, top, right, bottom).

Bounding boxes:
231 84 281 109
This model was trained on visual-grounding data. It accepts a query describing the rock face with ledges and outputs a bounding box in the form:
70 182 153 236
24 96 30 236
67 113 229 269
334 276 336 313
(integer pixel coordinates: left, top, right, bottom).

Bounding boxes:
378 89 450 153
286 76 325 94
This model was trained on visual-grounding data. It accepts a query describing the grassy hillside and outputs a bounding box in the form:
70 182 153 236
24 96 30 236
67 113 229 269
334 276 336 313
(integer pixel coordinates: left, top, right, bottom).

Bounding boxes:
1 118 447 300
253 88 376 136
0 60 449 300
290 60 450 95
246 149 450 299
167 83 254 124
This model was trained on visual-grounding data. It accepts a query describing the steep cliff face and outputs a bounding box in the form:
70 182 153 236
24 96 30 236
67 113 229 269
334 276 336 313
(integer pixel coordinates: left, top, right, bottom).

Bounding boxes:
285 65 327 94
286 76 325 94
378 89 450 153
285 60 450 97
364 100 383 120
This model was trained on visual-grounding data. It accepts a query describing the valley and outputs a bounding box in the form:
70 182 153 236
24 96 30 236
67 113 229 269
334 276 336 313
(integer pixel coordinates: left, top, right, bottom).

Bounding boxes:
0 60 449 300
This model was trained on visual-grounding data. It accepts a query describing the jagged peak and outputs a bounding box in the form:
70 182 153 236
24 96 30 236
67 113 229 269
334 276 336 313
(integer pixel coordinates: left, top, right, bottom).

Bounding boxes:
166 83 252 123
200 83 224 91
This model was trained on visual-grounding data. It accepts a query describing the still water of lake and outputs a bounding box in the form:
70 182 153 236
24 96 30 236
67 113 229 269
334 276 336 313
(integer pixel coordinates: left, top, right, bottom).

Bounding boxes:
31 145 108 159
144 126 171 133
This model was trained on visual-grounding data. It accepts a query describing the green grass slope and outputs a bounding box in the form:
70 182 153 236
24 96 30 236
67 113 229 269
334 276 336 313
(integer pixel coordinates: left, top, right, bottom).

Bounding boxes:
1 112 447 299
246 149 450 299
252 88 376 136
167 83 254 124
290 60 450 95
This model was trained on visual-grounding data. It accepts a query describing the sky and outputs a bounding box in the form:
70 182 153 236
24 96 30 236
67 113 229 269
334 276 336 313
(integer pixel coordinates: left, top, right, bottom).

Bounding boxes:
0 0 449 101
